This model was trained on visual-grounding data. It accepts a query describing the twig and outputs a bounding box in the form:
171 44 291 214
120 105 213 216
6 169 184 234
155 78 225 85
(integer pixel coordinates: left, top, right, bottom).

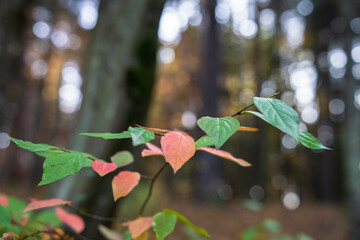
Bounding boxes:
139 162 168 215
67 205 128 223
231 92 280 117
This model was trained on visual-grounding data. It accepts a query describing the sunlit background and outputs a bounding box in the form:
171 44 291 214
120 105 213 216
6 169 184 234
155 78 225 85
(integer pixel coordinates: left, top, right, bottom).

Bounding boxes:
1 0 360 239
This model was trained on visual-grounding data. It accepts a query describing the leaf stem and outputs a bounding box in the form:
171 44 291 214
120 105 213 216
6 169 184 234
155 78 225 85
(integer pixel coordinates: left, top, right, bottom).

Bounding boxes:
139 162 168 215
67 205 128 223
231 92 280 117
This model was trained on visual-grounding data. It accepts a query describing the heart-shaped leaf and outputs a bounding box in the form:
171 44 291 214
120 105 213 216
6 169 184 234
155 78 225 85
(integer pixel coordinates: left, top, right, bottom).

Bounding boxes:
124 216 153 239
160 131 196 173
197 117 239 149
92 160 117 177
111 151 134 168
195 135 214 148
141 143 163 157
0 194 8 207
55 207 84 233
299 131 330 150
163 209 210 237
246 97 300 140
24 198 71 213
39 152 89 186
80 132 131 139
197 147 251 167
128 127 155 146
152 212 177 240
112 171 141 201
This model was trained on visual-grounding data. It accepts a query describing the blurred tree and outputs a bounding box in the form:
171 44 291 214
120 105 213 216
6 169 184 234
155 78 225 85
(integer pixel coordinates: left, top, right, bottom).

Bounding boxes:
51 0 166 237
0 0 33 187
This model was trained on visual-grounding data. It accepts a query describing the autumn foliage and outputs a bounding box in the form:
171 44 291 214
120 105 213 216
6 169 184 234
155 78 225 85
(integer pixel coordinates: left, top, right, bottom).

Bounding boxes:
0 96 329 239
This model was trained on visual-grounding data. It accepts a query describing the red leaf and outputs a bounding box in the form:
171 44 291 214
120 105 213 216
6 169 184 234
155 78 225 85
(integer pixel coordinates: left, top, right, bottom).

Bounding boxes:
55 207 85 233
112 171 140 201
197 147 251 167
0 194 8 207
238 126 260 132
160 131 196 173
123 216 153 239
23 198 71 213
141 143 163 157
92 160 117 177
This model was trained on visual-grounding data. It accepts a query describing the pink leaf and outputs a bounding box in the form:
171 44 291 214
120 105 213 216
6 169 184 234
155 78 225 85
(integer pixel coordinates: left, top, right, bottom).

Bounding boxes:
112 171 141 201
197 147 251 167
23 198 71 213
123 216 153 239
160 131 196 173
92 160 117 177
0 194 8 207
141 142 163 157
55 207 85 234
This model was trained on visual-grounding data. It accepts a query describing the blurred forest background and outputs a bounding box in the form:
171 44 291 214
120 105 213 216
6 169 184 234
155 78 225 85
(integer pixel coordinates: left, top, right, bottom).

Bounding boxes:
1 0 360 239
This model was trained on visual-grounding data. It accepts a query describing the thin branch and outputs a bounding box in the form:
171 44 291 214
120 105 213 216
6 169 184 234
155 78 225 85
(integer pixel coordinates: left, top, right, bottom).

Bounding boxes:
139 162 168 215
231 92 280 117
67 205 128 223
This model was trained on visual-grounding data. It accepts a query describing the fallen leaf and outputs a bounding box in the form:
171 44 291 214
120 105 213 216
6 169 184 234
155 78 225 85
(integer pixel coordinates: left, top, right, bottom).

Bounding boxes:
197 147 251 167
141 143 163 157
92 160 117 177
55 207 84 233
23 198 71 213
160 131 196 173
112 171 141 201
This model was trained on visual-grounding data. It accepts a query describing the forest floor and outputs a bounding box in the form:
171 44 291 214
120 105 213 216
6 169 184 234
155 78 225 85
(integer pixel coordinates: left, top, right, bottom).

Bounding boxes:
167 199 348 240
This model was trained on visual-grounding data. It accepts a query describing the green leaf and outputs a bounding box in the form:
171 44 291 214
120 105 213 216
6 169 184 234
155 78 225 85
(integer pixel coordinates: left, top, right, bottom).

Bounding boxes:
80 132 132 139
299 131 330 150
152 212 177 240
296 233 313 240
163 209 210 237
195 135 214 148
0 205 11 226
124 230 132 240
39 152 89 186
36 210 62 227
263 219 281 233
245 97 300 140
8 137 63 157
128 127 155 146
242 229 256 240
243 199 262 212
7 196 27 222
111 151 134 168
197 117 239 149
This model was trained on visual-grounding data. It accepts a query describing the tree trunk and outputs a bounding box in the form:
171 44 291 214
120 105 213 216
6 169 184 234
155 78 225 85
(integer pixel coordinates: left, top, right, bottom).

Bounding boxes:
51 0 166 237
